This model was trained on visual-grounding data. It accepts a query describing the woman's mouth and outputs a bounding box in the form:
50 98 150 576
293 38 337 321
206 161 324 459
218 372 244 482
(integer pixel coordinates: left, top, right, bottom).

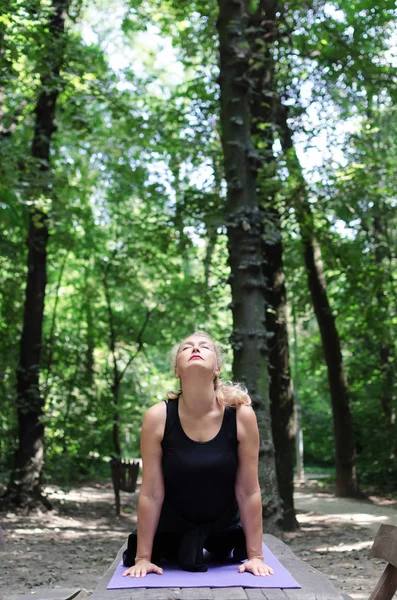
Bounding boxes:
189 356 203 361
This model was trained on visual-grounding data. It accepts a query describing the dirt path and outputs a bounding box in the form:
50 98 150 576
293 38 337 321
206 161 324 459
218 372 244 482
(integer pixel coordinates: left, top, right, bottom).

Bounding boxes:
1 480 396 600
0 483 134 600
286 480 397 600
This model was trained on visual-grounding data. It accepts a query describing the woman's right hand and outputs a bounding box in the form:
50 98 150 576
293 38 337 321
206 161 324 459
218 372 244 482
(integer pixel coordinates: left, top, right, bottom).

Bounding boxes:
122 559 163 578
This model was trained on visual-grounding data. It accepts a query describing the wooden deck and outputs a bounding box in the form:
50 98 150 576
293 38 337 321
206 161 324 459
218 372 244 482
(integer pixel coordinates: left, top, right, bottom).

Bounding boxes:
90 535 353 600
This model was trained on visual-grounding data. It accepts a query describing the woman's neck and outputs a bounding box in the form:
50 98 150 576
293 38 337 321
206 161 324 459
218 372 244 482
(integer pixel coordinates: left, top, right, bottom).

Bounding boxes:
179 378 218 417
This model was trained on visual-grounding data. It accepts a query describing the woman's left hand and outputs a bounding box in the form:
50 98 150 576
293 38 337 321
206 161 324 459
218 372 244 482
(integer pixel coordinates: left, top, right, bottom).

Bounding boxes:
238 557 274 576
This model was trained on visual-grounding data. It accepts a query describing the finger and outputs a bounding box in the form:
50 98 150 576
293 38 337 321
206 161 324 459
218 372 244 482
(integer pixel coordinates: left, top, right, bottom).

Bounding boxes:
262 565 274 575
238 564 246 573
153 567 163 574
253 567 260 576
122 569 130 577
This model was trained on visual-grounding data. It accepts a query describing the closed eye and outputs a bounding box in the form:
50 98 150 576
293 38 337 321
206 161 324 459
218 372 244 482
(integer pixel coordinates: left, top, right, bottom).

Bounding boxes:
181 343 211 350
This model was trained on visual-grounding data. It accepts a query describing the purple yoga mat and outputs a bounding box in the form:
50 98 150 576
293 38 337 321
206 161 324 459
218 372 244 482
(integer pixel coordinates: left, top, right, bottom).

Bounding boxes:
107 543 301 589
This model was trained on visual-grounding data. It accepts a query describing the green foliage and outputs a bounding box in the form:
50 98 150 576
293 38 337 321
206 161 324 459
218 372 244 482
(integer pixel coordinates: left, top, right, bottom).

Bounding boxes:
1 0 396 492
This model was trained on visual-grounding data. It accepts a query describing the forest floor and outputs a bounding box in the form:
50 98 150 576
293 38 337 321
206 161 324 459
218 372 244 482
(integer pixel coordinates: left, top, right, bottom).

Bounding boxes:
1 477 397 600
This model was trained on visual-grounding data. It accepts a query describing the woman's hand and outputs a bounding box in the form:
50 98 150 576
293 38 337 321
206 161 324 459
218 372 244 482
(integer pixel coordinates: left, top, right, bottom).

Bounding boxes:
122 559 163 578
238 557 274 576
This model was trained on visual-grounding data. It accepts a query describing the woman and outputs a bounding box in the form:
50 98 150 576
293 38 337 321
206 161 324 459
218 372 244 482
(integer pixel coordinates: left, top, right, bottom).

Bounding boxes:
122 331 274 578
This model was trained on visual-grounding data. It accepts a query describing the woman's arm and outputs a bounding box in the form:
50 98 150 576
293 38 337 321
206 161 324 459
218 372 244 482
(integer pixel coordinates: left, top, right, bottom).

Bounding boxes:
135 403 166 560
235 405 274 576
123 402 166 577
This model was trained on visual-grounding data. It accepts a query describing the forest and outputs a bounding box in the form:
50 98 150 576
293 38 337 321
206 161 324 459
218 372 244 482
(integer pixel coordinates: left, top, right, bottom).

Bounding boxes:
1 0 397 534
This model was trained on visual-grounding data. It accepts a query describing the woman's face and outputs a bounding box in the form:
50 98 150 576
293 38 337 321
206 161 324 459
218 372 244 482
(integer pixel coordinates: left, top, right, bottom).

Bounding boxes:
175 335 220 380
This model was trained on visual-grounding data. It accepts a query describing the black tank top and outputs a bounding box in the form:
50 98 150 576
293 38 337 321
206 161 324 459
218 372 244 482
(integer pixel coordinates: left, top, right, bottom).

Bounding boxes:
156 397 240 533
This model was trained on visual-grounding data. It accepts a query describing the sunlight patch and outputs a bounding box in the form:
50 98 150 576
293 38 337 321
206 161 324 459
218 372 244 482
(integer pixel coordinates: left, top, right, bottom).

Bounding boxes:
298 512 389 525
314 540 373 552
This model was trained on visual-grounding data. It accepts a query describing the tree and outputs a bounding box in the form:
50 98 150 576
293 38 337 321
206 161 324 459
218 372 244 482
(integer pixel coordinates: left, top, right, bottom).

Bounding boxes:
4 0 70 509
248 0 298 530
217 0 282 530
277 105 359 498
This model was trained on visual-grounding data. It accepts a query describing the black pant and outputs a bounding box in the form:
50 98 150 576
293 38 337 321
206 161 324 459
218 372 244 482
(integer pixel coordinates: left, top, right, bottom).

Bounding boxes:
122 526 247 570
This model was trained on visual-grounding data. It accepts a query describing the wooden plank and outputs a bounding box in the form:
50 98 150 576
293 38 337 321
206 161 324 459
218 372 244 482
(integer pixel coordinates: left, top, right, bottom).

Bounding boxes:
181 588 214 600
213 588 247 600
127 591 148 600
245 590 265 600
246 589 287 600
370 524 397 568
145 589 181 600
278 590 315 600
89 590 145 600
368 562 397 600
260 590 289 600
90 535 353 600
15 589 81 600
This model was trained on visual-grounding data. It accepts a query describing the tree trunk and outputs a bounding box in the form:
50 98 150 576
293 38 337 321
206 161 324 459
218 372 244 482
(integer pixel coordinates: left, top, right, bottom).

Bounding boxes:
264 206 298 530
84 265 96 399
43 251 68 400
3 0 69 510
217 0 282 532
203 216 219 313
7 211 50 509
103 262 122 458
277 104 360 498
203 158 223 313
248 0 298 530
292 303 305 482
170 159 192 277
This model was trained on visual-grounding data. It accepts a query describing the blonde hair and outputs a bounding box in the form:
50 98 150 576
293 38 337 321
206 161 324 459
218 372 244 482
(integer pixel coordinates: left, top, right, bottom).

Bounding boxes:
166 330 251 408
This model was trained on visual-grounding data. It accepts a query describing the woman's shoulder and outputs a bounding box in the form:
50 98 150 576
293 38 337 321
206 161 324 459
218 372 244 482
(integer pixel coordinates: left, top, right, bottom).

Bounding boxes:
141 401 168 443
235 403 257 426
143 401 167 427
144 400 167 421
235 403 258 444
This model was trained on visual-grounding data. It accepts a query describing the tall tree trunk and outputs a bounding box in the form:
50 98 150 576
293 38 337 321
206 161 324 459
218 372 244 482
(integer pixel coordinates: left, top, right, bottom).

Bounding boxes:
217 0 282 531
264 207 298 530
43 250 68 400
248 0 298 530
3 0 69 510
170 159 192 277
84 264 96 399
277 104 360 498
203 158 223 313
103 261 122 458
203 215 219 313
292 303 305 482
